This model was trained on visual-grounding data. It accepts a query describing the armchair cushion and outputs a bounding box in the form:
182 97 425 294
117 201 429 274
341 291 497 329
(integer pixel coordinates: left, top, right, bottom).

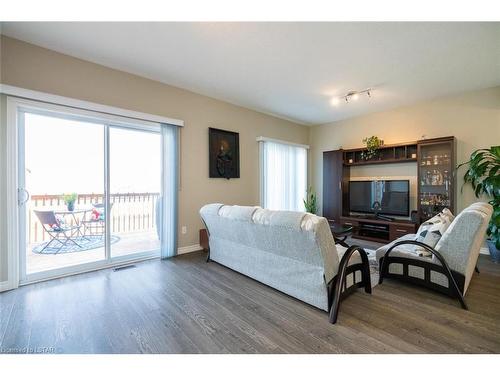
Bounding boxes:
376 234 436 262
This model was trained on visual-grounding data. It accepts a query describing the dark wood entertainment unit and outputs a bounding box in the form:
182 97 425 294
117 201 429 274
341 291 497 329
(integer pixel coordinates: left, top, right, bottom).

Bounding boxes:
323 136 456 244
338 216 417 244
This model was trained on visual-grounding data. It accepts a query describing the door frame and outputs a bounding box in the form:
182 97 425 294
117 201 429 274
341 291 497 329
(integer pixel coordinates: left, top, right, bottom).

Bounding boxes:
5 96 164 288
5 97 21 291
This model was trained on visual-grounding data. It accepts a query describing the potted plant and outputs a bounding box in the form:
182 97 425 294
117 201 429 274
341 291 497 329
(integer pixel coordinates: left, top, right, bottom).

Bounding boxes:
458 146 500 262
361 136 384 160
62 193 78 212
303 186 318 214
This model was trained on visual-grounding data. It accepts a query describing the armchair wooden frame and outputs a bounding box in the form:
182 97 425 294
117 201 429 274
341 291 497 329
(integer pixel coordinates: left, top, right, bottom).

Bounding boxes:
378 239 468 309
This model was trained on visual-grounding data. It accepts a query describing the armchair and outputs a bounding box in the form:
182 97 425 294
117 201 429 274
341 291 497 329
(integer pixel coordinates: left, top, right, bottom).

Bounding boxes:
377 202 493 309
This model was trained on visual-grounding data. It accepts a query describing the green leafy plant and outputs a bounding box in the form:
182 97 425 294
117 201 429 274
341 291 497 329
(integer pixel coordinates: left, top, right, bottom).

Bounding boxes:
62 193 78 210
458 146 500 249
303 186 318 214
361 136 384 160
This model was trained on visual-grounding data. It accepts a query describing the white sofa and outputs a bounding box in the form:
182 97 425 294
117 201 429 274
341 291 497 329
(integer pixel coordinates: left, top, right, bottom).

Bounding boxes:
376 202 493 308
200 203 371 323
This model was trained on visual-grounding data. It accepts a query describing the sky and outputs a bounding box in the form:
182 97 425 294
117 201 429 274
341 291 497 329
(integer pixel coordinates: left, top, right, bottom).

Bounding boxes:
24 113 161 196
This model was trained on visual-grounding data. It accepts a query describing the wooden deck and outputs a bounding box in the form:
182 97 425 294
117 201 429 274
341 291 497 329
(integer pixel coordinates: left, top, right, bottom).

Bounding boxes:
26 230 159 274
1 250 500 353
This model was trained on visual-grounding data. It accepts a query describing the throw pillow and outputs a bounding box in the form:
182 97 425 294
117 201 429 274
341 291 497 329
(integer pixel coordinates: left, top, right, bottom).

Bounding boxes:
416 210 453 252
441 208 455 224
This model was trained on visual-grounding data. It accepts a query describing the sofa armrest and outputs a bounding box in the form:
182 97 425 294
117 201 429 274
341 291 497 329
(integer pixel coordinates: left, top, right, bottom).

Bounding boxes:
329 245 372 324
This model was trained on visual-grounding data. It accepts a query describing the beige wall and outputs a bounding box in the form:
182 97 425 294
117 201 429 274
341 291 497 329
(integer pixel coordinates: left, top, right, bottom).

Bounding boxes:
0 36 309 282
310 86 500 216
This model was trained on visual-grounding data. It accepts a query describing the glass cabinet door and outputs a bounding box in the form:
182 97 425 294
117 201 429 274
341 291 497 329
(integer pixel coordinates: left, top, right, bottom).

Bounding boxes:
417 138 455 222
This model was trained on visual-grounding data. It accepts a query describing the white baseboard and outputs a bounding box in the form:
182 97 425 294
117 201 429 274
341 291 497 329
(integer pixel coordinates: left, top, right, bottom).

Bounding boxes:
177 244 203 255
480 247 490 255
0 280 12 292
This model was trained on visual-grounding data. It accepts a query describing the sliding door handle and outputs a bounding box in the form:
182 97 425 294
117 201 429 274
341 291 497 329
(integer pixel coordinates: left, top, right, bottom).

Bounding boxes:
18 188 30 206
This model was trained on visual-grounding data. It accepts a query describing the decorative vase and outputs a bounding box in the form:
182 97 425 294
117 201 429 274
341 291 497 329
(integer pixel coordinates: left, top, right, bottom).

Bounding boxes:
67 202 75 211
487 239 500 263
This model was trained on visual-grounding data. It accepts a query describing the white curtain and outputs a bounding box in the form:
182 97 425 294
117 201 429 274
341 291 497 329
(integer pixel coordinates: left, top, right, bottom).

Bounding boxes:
260 140 307 211
160 124 179 259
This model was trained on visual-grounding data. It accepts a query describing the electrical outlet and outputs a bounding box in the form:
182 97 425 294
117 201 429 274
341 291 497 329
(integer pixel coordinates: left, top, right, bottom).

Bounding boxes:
181 226 187 235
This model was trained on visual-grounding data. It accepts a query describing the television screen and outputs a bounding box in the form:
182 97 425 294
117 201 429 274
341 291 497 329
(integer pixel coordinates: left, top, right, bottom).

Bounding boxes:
349 180 409 217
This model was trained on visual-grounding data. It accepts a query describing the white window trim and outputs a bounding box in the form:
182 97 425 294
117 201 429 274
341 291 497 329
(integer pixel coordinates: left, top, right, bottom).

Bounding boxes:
0 84 184 127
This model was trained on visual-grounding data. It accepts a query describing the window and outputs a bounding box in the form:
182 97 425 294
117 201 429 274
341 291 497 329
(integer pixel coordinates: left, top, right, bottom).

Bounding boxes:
259 137 308 211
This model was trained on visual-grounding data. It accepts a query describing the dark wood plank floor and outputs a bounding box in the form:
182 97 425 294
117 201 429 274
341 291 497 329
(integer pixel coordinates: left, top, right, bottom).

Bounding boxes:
1 250 500 353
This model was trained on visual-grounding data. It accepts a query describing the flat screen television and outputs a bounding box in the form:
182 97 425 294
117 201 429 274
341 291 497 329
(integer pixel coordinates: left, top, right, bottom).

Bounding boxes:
349 180 410 217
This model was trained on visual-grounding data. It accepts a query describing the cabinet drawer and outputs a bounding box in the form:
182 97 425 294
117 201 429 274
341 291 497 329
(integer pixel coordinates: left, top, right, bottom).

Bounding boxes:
390 225 415 240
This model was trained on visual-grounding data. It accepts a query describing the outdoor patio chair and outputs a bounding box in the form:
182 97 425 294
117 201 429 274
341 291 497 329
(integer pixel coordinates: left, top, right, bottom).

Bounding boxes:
34 210 82 254
82 203 113 238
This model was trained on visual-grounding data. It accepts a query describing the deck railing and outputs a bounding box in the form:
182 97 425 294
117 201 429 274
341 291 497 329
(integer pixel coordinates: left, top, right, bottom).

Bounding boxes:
28 192 160 244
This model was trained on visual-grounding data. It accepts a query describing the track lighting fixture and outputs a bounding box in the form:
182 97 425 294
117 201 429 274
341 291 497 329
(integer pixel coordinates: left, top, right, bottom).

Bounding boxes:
331 89 372 106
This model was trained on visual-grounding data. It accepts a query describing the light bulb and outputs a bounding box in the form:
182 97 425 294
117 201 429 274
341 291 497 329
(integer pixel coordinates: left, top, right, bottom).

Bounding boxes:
330 97 340 106
351 93 359 101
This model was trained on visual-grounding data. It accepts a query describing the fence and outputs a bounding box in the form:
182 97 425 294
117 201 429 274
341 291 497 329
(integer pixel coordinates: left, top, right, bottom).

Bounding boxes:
28 192 160 244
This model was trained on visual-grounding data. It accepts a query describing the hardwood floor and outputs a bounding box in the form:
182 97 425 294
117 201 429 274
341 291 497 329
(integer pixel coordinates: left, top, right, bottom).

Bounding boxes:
1 250 500 353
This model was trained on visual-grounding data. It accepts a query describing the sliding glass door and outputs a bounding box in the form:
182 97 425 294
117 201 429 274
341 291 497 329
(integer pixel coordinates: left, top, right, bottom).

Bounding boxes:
17 102 169 283
109 126 162 259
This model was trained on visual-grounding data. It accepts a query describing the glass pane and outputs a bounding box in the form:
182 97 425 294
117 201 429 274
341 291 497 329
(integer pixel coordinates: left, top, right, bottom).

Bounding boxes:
24 112 105 275
419 142 453 220
109 127 161 258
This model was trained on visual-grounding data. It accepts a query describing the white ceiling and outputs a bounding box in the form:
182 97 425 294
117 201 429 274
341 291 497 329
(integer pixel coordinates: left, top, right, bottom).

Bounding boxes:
2 22 499 125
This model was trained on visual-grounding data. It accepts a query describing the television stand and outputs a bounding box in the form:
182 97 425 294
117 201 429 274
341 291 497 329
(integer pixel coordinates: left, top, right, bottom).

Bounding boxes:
338 215 418 244
374 213 394 222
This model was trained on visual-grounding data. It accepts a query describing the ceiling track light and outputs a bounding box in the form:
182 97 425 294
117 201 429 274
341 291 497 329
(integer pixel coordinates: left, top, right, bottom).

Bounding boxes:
333 89 372 105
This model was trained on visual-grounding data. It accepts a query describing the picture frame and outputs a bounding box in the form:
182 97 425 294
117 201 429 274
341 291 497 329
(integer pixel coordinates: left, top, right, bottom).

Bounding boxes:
208 127 240 179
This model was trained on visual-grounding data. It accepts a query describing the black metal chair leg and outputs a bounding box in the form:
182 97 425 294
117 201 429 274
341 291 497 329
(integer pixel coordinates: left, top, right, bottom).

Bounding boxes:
475 266 480 274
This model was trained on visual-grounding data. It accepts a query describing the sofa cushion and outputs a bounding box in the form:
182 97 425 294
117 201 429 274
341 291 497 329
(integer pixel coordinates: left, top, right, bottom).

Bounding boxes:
219 205 259 222
199 203 224 217
375 233 435 262
252 208 306 230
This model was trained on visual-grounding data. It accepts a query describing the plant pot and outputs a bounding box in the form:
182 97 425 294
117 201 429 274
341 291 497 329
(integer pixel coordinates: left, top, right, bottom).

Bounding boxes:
67 202 75 212
487 239 500 263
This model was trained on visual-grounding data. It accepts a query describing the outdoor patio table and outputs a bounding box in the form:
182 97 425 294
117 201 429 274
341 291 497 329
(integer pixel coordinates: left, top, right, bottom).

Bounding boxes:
53 207 94 238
